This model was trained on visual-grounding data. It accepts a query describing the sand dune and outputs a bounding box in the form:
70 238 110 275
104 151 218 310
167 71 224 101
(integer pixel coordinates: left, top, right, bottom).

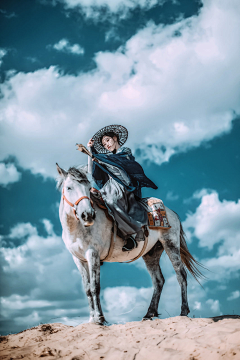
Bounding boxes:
1 316 240 360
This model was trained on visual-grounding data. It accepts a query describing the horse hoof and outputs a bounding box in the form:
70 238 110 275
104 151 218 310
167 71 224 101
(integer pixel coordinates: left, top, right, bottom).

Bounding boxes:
180 307 190 316
89 316 95 323
180 311 190 316
142 316 153 321
142 311 159 321
96 320 108 326
95 316 108 325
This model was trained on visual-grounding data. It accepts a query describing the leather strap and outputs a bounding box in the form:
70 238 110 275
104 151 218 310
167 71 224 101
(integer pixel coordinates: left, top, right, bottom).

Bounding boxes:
62 189 93 220
125 236 149 263
102 222 116 261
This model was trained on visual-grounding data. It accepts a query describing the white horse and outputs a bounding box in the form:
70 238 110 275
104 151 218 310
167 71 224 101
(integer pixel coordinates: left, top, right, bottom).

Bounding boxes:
56 164 203 325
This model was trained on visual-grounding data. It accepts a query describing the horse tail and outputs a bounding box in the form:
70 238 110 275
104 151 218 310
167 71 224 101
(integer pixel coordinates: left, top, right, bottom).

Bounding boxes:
179 222 206 283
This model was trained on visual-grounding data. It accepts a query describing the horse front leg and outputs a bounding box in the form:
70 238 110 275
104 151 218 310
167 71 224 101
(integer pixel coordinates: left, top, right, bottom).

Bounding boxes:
72 256 95 323
86 248 107 325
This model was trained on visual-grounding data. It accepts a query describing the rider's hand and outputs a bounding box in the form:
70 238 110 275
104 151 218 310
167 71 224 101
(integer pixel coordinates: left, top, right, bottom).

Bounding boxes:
87 138 94 147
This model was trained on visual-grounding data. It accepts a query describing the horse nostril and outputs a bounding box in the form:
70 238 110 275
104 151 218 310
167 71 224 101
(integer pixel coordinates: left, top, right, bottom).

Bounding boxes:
81 212 95 222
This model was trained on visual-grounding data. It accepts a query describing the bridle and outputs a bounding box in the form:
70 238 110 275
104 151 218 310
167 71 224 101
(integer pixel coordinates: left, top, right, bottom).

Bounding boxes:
62 188 94 221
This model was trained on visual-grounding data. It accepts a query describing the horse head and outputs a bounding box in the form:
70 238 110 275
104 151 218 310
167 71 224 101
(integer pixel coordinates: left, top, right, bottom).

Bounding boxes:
56 163 95 227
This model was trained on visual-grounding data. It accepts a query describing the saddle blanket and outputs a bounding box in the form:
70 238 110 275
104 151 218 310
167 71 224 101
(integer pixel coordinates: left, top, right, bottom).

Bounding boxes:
139 197 171 230
90 189 171 230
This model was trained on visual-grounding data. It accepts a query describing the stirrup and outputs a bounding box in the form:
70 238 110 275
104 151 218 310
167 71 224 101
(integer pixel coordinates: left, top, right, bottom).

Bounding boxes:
122 236 138 252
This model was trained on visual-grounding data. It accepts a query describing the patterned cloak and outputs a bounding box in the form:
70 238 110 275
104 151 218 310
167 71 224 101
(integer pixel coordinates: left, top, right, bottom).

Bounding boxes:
91 146 157 197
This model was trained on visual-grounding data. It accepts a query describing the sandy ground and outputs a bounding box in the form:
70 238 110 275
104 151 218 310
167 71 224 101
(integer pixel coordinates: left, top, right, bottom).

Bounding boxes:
0 316 240 360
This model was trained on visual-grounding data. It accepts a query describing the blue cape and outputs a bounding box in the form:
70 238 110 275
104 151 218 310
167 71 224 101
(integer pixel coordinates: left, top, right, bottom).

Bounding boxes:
92 147 157 197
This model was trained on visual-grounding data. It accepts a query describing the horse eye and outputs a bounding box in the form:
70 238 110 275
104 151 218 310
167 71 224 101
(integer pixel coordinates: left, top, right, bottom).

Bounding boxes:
67 187 72 191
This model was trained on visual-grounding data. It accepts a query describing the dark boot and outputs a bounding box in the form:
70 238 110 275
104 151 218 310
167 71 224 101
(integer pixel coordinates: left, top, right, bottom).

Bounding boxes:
122 236 138 252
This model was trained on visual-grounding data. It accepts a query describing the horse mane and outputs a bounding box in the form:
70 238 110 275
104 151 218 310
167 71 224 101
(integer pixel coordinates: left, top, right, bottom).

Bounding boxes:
57 166 89 190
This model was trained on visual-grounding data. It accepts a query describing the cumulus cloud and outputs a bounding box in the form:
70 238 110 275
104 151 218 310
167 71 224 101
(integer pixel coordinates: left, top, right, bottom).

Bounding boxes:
183 189 240 280
0 162 22 186
103 286 152 323
8 222 37 239
227 290 240 301
103 275 220 322
183 190 240 254
56 0 160 20
1 0 240 177
51 38 85 55
0 220 88 334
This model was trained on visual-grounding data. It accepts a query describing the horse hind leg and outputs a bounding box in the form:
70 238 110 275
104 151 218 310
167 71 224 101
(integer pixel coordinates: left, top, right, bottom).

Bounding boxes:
161 238 190 316
142 240 165 320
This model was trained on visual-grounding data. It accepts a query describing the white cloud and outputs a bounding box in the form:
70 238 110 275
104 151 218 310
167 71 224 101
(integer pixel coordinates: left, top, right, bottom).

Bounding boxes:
0 221 88 333
227 290 240 301
0 48 7 66
9 223 37 239
193 301 201 310
183 190 240 254
183 189 240 281
1 295 52 314
102 274 220 322
42 218 55 235
51 38 85 55
105 27 122 42
0 163 21 186
1 0 240 176
203 250 240 284
206 299 220 314
57 0 160 19
103 286 152 323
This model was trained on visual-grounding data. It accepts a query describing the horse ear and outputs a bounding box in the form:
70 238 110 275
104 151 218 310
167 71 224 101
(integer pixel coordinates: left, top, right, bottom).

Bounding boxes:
56 163 67 177
80 164 88 173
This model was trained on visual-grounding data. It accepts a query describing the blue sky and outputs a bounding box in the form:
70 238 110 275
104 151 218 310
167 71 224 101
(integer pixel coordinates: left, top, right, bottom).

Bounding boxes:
0 0 240 335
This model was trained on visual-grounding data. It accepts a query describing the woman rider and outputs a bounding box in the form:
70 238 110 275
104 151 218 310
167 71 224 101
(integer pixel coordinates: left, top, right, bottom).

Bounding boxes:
87 125 157 251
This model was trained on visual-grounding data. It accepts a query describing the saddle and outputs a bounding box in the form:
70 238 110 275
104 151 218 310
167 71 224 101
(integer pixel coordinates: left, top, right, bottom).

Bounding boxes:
90 188 171 230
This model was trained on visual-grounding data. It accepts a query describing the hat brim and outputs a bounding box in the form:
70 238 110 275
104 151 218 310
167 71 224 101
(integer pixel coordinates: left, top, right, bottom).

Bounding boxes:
92 125 128 153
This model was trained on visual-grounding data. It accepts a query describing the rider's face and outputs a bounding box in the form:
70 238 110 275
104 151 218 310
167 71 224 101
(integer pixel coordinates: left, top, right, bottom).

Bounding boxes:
102 135 118 152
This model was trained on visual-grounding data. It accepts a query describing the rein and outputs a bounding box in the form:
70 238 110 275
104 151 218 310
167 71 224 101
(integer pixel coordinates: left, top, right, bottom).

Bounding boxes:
62 188 93 220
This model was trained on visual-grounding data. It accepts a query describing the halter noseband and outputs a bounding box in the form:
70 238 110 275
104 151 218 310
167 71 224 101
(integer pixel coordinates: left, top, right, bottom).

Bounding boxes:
62 188 93 220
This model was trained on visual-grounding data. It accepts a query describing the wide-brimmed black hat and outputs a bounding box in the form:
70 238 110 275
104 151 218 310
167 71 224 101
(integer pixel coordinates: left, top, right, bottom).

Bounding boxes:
92 124 128 153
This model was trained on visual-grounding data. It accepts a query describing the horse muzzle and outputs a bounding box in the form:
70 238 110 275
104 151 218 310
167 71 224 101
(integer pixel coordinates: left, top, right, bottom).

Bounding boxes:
81 210 96 227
